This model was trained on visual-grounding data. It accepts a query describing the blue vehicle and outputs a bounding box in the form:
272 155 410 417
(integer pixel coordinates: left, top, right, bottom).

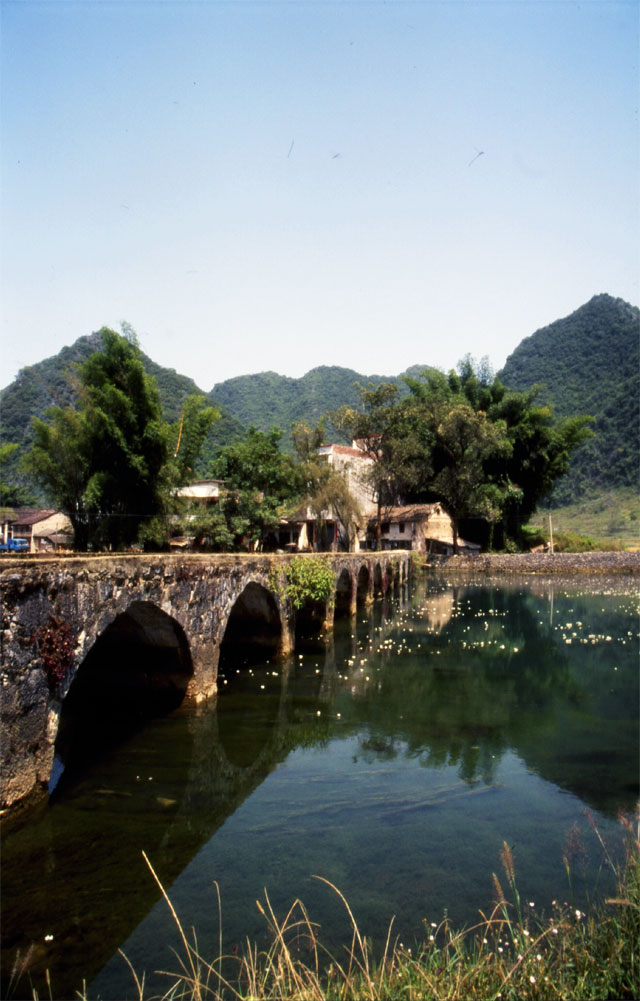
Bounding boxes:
0 537 30 553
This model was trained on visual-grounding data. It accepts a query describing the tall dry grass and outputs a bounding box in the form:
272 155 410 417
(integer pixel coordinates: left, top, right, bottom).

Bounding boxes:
11 809 639 1001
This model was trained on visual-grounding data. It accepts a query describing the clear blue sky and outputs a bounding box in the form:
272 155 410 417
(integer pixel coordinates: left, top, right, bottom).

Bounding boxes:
1 0 638 392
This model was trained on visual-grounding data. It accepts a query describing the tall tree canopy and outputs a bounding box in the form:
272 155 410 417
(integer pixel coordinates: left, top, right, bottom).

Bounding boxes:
207 426 304 550
27 328 169 550
333 383 434 544
336 360 592 550
292 421 364 551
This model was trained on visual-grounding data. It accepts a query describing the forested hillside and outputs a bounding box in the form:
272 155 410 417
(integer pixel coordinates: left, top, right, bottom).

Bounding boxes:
2 294 637 508
208 365 408 444
0 334 244 498
1 340 426 498
499 294 639 501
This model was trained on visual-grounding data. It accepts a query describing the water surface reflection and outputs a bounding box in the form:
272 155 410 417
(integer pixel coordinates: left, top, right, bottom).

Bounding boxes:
2 576 637 1000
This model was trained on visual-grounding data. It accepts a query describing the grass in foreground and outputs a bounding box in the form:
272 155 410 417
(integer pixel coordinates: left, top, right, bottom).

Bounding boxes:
12 811 639 1001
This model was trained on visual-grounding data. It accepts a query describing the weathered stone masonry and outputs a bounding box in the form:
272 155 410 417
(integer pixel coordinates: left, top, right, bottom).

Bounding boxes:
0 551 410 813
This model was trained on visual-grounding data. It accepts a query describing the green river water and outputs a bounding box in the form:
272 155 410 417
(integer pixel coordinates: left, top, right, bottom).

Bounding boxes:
1 574 638 999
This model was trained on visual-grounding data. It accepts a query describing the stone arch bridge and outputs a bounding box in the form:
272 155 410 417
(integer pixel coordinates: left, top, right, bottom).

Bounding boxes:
1 551 410 813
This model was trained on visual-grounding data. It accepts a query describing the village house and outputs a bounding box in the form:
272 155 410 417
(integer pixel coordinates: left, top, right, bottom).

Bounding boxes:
170 479 225 549
315 442 378 516
279 441 479 555
1 508 74 553
371 503 481 555
175 479 224 505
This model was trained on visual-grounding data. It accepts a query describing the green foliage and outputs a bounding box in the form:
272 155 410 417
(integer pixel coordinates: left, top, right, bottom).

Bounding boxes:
430 400 511 545
183 495 246 552
165 395 220 487
331 361 590 550
26 328 169 550
210 427 305 550
550 531 597 552
528 487 640 548
0 328 244 501
283 556 336 609
499 294 639 500
0 442 36 506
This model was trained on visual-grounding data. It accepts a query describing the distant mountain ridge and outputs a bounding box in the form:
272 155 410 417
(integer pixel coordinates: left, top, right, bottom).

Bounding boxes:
209 365 432 441
1 295 637 505
0 333 245 495
0 335 427 496
498 294 639 500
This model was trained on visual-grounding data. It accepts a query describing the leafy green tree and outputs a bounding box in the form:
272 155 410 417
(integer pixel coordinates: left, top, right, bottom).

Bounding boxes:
210 427 304 550
26 327 168 550
166 395 220 488
338 361 592 551
430 402 511 552
0 443 37 508
402 362 593 548
334 383 429 546
484 384 593 541
27 408 95 549
138 395 220 551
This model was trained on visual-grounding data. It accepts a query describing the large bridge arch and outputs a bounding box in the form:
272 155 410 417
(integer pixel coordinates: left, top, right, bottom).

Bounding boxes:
50 601 193 794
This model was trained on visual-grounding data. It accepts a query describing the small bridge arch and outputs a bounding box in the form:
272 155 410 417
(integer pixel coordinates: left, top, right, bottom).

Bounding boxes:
218 578 292 669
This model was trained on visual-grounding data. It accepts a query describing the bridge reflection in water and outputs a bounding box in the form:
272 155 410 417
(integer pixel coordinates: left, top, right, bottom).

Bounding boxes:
1 575 407 999
2 576 637 1001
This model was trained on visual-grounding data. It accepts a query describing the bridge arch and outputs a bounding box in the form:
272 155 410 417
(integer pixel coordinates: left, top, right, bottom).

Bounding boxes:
356 564 370 605
50 601 192 794
218 580 286 668
334 568 353 618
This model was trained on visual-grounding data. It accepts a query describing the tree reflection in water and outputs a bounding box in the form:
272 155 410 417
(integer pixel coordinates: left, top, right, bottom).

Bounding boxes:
2 576 637 1001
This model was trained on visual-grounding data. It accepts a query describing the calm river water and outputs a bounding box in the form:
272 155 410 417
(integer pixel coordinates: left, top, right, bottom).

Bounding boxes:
2 574 638 1000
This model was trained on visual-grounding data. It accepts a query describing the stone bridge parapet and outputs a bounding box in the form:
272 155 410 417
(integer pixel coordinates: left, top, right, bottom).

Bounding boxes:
1 551 410 813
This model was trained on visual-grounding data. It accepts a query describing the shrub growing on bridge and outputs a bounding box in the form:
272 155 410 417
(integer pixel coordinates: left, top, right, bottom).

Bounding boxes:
283 557 336 609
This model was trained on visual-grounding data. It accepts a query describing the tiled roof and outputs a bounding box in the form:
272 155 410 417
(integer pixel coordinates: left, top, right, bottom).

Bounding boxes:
381 504 444 522
7 508 58 526
321 444 376 459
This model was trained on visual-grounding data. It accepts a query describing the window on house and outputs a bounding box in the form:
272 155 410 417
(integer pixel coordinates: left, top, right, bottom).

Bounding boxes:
398 522 405 534
381 522 390 534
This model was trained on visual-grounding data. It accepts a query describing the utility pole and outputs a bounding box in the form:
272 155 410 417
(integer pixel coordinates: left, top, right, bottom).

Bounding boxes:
548 514 554 555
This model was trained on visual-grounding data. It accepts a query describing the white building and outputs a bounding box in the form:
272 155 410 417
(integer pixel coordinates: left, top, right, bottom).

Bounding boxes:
175 479 224 504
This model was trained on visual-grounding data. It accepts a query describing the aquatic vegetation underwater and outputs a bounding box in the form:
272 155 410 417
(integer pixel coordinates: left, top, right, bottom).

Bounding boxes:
4 576 637 1000
13 810 634 1001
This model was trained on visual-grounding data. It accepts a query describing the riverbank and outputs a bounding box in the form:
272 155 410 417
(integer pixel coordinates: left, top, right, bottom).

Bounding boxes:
67 819 638 1001
438 551 640 574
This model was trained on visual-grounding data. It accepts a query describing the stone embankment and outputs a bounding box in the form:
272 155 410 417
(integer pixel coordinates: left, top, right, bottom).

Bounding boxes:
439 551 640 574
